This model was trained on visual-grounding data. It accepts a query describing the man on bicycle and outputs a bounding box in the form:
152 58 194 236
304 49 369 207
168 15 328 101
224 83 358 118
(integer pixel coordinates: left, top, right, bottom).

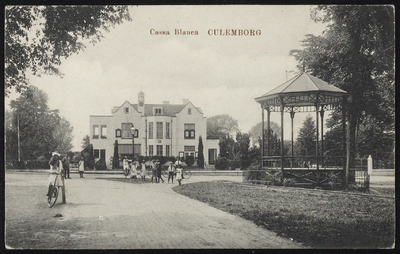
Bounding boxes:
47 152 63 197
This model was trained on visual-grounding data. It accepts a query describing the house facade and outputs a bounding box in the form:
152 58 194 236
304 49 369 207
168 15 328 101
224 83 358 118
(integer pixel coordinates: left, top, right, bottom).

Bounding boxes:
90 91 219 169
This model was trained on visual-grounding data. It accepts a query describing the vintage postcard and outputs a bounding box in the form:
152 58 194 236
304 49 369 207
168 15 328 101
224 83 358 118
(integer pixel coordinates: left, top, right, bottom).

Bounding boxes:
5 5 395 249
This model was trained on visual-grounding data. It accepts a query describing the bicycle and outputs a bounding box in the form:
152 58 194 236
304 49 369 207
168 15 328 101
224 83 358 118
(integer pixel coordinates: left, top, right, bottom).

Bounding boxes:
182 168 191 179
47 173 63 208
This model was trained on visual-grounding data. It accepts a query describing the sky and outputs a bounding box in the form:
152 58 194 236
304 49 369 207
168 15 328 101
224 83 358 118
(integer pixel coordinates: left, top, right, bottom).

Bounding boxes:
5 5 328 151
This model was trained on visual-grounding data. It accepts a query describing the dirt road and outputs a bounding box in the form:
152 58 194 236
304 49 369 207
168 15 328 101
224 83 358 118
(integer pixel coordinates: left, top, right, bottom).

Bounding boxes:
5 172 303 249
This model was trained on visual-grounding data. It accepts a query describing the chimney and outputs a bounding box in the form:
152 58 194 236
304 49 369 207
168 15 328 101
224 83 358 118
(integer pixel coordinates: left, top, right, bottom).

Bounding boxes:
163 101 169 105
183 99 189 104
112 107 119 114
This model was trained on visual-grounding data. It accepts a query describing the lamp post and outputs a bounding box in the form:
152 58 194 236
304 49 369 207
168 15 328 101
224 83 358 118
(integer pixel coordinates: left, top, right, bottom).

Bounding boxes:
130 126 137 161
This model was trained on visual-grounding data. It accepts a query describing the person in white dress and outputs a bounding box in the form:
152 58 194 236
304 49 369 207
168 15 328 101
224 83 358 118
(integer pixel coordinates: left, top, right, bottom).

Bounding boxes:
176 165 183 186
123 158 129 172
78 158 85 178
130 161 137 179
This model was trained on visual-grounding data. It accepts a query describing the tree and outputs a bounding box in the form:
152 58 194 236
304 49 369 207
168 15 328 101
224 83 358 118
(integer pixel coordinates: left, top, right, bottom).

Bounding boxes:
7 86 67 161
324 112 344 157
112 139 120 169
81 135 90 150
290 6 395 170
248 121 280 145
197 136 205 168
258 128 282 156
207 114 239 139
219 133 237 161
86 144 95 169
53 117 74 154
216 133 237 170
236 132 251 170
296 115 316 157
5 6 131 96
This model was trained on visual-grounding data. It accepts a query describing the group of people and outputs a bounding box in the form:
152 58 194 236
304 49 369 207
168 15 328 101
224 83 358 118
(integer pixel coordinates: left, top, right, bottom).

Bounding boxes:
122 157 185 185
123 158 145 180
47 152 187 196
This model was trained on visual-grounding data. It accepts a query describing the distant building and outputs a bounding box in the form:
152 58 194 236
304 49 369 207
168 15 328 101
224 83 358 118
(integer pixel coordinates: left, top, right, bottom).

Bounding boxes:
89 91 219 168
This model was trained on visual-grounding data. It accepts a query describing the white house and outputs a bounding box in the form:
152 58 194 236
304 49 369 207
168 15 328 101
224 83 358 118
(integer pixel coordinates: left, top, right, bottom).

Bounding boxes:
89 91 219 168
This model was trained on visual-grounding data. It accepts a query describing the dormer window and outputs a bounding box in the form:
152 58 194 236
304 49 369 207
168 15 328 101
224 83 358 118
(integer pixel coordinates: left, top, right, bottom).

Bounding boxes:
125 107 129 114
154 107 163 115
188 108 192 115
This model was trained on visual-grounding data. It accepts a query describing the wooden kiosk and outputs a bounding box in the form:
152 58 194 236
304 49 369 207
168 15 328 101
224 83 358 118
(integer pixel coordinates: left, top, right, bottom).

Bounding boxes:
254 72 348 187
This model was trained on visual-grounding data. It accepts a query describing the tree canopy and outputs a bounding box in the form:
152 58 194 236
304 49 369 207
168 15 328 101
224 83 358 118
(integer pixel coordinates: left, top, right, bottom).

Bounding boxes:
207 114 239 139
248 121 280 145
296 115 316 157
81 135 90 150
6 87 74 162
290 6 394 167
5 6 131 96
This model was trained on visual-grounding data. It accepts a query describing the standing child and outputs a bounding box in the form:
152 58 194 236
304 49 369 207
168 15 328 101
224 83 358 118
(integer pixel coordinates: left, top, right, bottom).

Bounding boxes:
78 158 85 178
156 160 164 183
130 161 137 179
151 160 158 183
176 165 183 186
167 163 175 183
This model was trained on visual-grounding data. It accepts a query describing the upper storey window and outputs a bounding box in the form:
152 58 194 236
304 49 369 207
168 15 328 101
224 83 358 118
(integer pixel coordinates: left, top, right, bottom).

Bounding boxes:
184 123 195 139
154 107 163 115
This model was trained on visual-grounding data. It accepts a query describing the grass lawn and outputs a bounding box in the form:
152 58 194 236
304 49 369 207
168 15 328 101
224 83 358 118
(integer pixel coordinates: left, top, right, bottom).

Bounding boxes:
173 181 395 248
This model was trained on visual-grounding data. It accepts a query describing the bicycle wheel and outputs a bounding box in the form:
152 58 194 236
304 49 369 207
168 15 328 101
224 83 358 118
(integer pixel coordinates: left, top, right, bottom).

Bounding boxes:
162 169 168 178
47 187 58 208
183 169 191 179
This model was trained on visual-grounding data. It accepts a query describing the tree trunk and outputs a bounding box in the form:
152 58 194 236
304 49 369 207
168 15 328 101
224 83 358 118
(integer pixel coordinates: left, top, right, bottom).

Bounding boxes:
346 101 357 182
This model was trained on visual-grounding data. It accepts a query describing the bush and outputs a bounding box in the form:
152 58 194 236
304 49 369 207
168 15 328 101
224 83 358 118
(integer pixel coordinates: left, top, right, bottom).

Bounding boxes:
215 157 230 170
243 166 282 186
283 178 297 187
94 159 107 170
185 156 195 167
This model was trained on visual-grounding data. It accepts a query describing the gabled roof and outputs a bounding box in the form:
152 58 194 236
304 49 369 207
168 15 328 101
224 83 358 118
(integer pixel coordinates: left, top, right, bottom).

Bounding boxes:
131 103 187 117
112 100 139 114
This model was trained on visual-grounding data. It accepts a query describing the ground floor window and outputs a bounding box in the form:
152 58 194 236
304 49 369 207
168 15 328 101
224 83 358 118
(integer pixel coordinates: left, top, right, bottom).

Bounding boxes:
184 146 195 158
93 149 106 160
118 144 141 159
149 145 154 156
166 145 170 156
156 145 163 156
